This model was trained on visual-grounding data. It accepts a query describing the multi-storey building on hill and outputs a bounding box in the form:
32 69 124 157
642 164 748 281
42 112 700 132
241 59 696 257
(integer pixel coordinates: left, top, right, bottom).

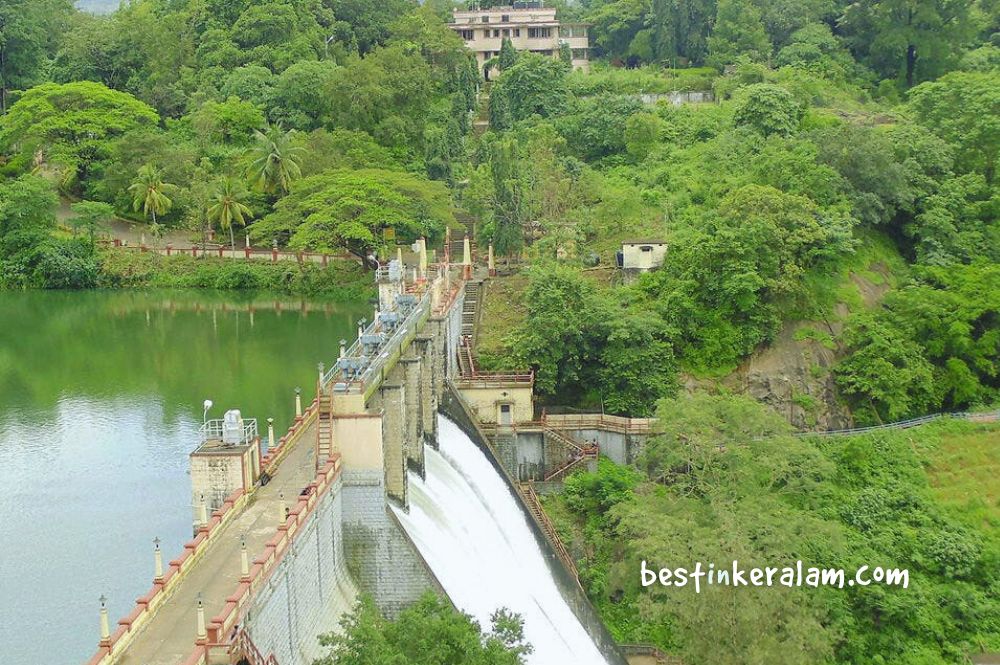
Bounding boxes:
450 2 590 75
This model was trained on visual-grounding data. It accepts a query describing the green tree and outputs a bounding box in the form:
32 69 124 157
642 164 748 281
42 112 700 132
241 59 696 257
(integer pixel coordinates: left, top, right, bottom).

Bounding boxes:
270 60 340 131
316 593 531 665
0 174 57 258
0 0 74 113
189 97 266 145
207 177 254 254
706 0 771 69
648 0 715 64
0 81 159 186
498 37 518 70
810 124 911 226
908 71 1000 182
68 200 115 251
624 111 663 160
490 53 569 125
251 168 452 265
732 83 802 137
326 44 435 152
485 137 528 257
559 40 573 66
556 94 644 161
128 164 176 227
840 0 974 87
246 124 304 197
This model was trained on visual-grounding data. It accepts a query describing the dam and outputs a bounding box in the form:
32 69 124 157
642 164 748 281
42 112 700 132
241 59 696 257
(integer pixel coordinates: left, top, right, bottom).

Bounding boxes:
85 239 627 665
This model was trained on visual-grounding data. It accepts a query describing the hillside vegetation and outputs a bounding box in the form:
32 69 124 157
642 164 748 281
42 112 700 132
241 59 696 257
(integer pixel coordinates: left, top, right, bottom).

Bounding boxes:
544 394 1000 664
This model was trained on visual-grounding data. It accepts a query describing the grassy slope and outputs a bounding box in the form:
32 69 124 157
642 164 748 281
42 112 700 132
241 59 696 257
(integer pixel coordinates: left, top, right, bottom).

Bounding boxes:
475 274 528 371
919 421 1000 535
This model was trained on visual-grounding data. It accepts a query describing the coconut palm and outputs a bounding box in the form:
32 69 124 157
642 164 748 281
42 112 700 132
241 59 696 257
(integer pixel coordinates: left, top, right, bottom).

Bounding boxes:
128 165 176 228
246 124 304 197
207 177 254 253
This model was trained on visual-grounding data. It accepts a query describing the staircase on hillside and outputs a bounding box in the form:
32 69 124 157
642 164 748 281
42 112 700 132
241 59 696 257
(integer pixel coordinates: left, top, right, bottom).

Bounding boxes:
542 427 599 482
518 481 580 582
462 281 480 340
458 337 477 377
316 395 332 467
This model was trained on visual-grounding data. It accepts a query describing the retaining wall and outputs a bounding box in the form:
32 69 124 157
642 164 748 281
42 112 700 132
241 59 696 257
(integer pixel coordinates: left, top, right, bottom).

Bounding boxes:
243 476 358 665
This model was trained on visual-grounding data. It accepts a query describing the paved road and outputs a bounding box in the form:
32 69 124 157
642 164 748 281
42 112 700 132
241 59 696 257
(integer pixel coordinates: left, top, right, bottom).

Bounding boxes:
118 422 318 665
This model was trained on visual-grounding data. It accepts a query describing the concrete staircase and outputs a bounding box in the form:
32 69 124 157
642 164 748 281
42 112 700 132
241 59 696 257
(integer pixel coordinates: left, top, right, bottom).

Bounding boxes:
462 280 480 339
316 396 332 465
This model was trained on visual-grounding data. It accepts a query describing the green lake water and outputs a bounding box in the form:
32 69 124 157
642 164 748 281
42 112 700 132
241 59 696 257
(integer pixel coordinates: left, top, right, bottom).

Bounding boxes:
0 289 368 664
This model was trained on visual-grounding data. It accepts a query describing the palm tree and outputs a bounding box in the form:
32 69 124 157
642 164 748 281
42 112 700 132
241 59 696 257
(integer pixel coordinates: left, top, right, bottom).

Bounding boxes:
207 177 254 254
128 165 176 228
246 124 304 197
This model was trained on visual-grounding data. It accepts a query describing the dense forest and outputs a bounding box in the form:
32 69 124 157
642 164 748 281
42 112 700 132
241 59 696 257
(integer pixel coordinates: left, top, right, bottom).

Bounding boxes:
0 0 998 662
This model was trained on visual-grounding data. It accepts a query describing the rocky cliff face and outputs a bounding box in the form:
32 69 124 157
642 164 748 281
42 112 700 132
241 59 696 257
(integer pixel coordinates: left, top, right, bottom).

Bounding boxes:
714 270 894 432
730 320 853 431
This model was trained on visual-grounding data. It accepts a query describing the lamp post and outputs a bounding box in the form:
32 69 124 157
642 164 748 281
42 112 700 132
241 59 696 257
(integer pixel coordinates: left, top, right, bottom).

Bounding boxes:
99 595 110 645
153 537 164 582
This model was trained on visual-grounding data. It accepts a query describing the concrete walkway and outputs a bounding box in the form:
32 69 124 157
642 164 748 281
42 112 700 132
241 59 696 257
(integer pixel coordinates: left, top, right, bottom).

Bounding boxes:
118 423 318 665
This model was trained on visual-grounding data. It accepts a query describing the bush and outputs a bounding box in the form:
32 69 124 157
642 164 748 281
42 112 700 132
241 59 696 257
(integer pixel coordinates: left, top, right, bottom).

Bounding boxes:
97 249 374 299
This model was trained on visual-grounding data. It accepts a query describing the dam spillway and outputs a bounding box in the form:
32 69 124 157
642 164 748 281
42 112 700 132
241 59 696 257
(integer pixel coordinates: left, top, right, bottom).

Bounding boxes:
393 416 610 665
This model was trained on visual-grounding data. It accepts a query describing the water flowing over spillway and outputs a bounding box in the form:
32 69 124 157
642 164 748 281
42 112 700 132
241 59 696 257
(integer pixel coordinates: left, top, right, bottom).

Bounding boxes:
392 416 610 665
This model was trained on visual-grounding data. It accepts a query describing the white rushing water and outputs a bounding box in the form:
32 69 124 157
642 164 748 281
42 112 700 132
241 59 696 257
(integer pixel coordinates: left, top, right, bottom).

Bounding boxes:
392 416 610 665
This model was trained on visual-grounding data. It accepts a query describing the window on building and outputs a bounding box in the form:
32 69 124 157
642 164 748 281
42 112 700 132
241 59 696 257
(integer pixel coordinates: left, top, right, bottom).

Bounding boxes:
572 48 587 59
481 15 489 23
493 29 500 37
527 27 551 38
483 29 490 39
501 14 510 21
502 28 510 36
514 28 521 37
459 29 474 40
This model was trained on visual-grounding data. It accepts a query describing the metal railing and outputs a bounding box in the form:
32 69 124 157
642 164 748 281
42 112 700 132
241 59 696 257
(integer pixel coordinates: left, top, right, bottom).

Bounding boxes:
799 409 999 437
200 418 258 444
322 289 432 393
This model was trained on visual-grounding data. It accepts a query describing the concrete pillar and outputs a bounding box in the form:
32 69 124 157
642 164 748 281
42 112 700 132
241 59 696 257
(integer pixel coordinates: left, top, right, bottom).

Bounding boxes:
153 538 164 582
99 596 110 646
380 381 407 508
396 245 403 269
196 595 207 641
295 387 302 418
488 244 496 276
418 237 428 279
401 356 424 475
198 494 208 527
415 336 438 448
266 417 275 454
462 235 472 280
318 362 325 386
339 339 347 360
240 536 250 580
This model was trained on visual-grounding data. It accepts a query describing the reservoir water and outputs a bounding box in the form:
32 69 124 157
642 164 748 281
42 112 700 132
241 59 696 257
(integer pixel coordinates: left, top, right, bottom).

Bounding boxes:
394 417 610 665
0 290 366 664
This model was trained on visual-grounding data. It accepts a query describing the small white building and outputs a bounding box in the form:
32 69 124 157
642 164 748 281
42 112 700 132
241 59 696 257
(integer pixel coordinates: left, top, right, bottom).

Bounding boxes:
618 241 667 272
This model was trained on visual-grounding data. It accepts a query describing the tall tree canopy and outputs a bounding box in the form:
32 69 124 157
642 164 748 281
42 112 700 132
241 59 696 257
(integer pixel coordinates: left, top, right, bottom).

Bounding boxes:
0 81 158 183
251 168 453 263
